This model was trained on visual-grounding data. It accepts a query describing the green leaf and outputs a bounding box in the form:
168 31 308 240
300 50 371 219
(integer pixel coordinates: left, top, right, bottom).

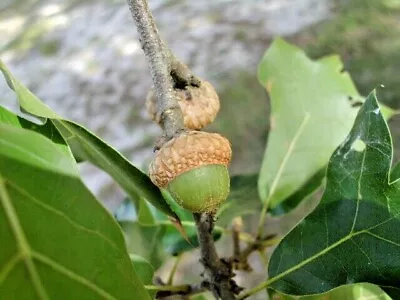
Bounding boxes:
130 255 155 298
267 91 400 296
120 220 167 270
0 106 73 159
270 168 325 216
216 174 262 227
0 60 178 221
0 124 150 300
272 283 391 300
130 255 154 286
257 38 363 209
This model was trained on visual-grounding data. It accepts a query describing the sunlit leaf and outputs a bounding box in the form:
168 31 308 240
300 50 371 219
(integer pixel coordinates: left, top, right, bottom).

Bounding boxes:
258 38 365 210
0 60 178 221
0 124 150 299
268 91 400 296
272 283 391 300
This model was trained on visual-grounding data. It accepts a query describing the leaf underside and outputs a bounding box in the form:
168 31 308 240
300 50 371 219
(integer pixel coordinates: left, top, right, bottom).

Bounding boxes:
257 38 367 210
268 91 400 297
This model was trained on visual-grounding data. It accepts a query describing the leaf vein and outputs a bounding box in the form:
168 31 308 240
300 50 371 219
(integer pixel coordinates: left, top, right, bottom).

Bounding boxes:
7 180 122 255
32 251 118 300
0 177 49 300
0 253 23 285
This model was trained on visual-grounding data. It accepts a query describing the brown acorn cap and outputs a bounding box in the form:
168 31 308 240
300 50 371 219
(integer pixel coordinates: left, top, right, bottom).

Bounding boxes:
149 131 231 188
146 80 220 130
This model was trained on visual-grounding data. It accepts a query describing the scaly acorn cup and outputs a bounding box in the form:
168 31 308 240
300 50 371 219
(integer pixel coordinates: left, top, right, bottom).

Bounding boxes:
146 80 220 130
149 131 232 213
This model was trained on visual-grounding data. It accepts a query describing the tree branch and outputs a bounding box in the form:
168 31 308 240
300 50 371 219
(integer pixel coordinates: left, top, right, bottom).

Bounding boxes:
127 0 199 140
193 213 241 299
126 1 238 299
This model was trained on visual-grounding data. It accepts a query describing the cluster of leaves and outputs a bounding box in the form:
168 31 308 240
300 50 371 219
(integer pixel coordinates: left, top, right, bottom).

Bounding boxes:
1 38 400 299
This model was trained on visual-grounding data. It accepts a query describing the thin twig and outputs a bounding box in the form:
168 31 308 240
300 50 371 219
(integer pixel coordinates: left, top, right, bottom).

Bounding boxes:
194 213 241 299
127 0 200 141
232 217 242 260
127 1 240 299
127 0 182 139
145 283 205 298
231 232 279 272
167 253 183 285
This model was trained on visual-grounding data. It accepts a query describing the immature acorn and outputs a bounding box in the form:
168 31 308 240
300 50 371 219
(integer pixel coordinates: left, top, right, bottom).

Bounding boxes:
149 131 232 213
146 80 220 130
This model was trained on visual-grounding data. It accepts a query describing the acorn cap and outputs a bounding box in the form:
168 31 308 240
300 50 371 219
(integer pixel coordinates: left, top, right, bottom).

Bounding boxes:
146 80 220 130
149 131 232 188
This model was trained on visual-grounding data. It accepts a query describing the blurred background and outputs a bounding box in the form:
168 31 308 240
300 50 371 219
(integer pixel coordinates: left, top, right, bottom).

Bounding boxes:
1 0 399 214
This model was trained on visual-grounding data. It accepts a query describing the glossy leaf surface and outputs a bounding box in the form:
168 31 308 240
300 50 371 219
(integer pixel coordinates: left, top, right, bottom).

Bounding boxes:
268 92 400 296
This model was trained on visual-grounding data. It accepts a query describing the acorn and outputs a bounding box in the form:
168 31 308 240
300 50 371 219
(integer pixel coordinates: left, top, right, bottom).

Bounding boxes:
149 131 232 213
146 80 220 130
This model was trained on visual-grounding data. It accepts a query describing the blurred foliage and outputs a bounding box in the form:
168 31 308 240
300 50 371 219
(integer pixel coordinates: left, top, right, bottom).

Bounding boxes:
293 0 400 162
208 71 269 176
300 0 400 107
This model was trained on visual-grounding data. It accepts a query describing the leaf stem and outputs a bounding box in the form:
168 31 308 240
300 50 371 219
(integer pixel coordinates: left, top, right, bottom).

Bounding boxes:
256 112 311 239
167 253 183 285
145 283 206 298
145 284 193 292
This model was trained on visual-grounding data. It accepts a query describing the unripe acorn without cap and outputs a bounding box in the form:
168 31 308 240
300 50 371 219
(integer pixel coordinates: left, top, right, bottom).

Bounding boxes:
149 131 232 213
146 80 220 130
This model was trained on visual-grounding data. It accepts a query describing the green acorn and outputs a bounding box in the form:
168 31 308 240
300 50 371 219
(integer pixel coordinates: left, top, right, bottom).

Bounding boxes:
149 131 232 213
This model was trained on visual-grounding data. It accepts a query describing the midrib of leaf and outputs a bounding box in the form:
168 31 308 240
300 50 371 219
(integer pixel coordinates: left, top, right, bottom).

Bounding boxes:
0 177 49 300
258 112 310 233
351 136 367 233
266 112 311 204
0 177 119 300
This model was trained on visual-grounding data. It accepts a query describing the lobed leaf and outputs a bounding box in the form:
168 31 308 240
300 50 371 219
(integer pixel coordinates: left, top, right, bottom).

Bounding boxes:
268 91 400 297
258 38 367 210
